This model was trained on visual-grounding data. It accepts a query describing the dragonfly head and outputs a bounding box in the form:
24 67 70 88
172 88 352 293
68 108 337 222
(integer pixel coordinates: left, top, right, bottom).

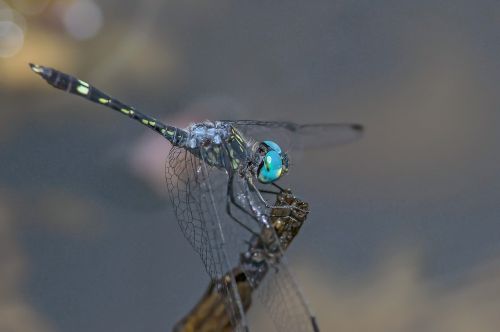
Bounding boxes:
255 140 289 183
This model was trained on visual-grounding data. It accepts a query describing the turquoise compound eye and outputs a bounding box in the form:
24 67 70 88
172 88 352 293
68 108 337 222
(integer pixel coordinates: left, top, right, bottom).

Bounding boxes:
263 140 282 153
258 150 283 183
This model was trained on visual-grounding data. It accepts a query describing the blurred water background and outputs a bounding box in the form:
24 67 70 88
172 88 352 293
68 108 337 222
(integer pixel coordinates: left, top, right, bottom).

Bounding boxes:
1 0 500 331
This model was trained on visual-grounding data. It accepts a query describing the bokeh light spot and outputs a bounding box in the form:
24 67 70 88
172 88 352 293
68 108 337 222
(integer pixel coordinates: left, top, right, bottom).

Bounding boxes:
0 21 24 58
0 1 13 23
62 0 103 40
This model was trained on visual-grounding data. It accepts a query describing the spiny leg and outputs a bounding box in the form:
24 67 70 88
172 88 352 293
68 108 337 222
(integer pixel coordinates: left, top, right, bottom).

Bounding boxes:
226 173 261 237
248 180 308 214
311 317 320 332
220 144 266 229
271 182 286 192
258 188 281 195
257 182 288 196
226 199 259 237
29 63 186 145
255 187 285 217
256 191 292 218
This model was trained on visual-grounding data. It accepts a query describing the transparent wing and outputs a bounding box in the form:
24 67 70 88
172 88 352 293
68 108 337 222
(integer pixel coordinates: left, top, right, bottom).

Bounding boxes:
256 259 319 332
222 120 363 151
165 147 220 277
165 147 249 331
166 145 319 331
229 176 319 332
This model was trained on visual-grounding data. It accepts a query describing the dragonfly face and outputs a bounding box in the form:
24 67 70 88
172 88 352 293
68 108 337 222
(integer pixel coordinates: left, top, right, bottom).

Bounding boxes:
255 140 289 183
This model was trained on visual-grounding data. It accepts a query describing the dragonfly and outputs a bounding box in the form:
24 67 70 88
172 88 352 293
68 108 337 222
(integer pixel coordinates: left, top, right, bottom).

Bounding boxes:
30 63 363 332
173 188 311 332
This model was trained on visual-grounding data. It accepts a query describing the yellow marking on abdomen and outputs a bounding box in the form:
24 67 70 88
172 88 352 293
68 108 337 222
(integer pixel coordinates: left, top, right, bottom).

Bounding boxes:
78 80 90 87
76 85 89 95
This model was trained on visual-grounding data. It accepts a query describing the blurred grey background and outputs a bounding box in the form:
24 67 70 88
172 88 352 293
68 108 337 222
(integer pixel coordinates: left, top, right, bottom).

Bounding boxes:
1 0 500 331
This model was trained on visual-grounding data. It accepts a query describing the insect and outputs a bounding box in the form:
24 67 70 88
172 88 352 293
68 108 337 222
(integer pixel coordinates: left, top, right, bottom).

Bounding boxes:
30 63 363 332
173 188 310 332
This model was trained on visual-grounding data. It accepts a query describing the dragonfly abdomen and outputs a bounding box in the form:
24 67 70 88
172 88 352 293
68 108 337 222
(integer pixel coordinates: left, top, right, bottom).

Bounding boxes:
30 63 187 146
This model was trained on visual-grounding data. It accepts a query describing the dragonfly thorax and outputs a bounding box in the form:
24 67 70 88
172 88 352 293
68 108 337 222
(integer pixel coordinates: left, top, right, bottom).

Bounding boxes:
185 121 230 149
183 121 253 172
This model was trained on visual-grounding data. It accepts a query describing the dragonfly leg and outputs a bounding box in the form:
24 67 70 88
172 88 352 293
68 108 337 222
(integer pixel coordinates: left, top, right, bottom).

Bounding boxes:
226 200 259 237
248 180 308 214
311 316 320 332
226 174 260 237
256 187 289 217
257 181 284 196
271 182 286 192
257 188 281 195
